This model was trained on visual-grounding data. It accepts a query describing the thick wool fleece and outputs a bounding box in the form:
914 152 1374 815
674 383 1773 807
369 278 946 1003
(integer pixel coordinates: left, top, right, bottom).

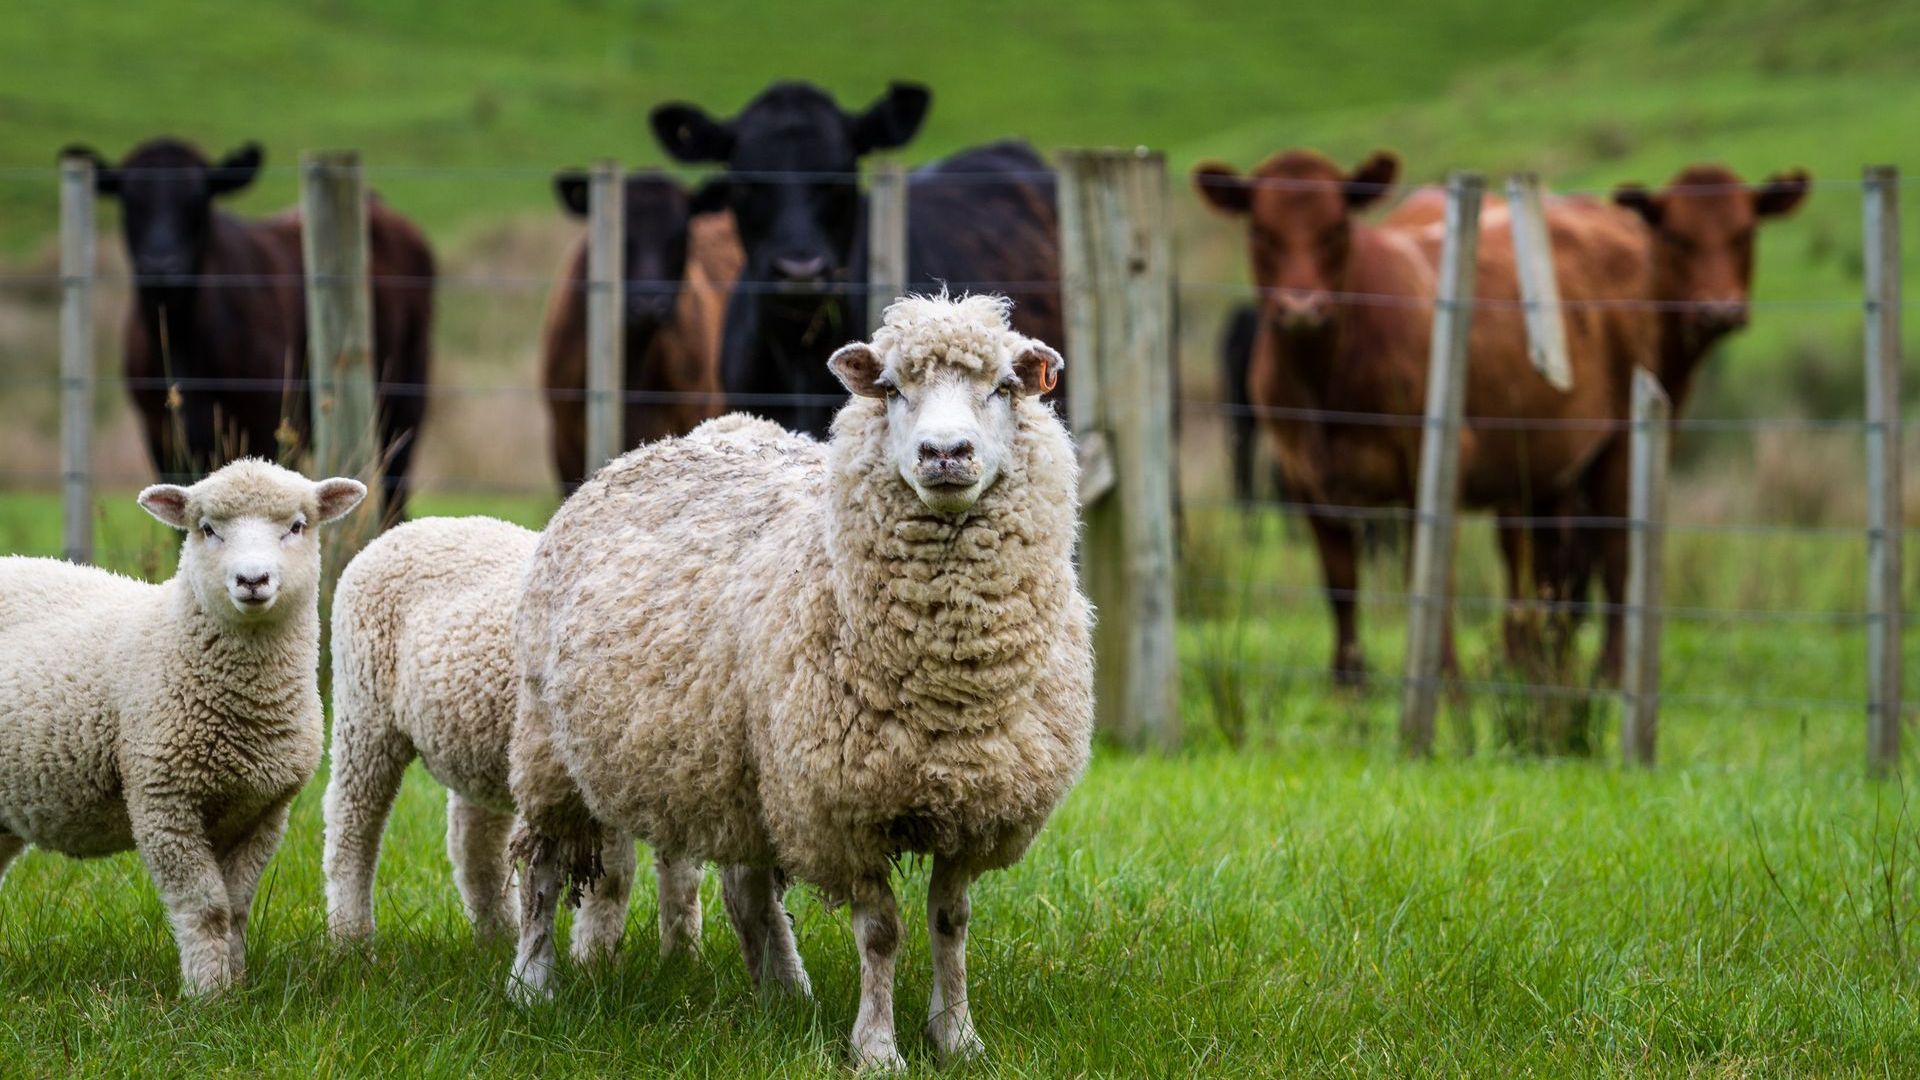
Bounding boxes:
324 516 538 940
511 317 1094 904
0 460 333 991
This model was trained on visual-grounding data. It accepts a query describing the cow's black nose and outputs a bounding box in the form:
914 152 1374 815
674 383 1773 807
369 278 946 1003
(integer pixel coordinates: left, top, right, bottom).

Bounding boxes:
773 255 828 282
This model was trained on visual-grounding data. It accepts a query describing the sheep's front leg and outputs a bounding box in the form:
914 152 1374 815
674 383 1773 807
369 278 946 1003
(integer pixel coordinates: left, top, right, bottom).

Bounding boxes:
507 835 564 1005
446 792 518 941
570 833 635 965
0 832 24 887
135 817 234 995
925 857 984 1063
721 864 811 997
653 852 703 958
850 878 905 1071
217 796 294 984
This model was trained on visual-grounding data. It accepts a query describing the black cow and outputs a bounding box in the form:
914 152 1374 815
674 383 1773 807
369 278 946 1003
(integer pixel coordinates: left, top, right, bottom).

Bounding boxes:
60 137 435 521
650 81 1064 436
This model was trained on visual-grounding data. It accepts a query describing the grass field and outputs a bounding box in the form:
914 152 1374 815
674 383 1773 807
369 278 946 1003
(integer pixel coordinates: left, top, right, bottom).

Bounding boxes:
0 491 1916 1075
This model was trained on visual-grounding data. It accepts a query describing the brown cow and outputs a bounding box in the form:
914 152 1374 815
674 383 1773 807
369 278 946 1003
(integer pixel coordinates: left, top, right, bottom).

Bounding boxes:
1194 149 1653 684
540 171 742 488
61 137 435 523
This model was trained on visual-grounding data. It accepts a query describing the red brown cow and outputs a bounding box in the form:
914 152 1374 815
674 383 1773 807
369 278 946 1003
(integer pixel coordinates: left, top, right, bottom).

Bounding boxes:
61 137 434 523
1194 149 1653 684
540 171 742 487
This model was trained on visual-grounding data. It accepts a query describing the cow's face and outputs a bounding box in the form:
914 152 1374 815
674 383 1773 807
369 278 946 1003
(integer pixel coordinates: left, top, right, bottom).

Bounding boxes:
1193 150 1398 335
1614 164 1809 345
554 170 727 329
650 81 930 308
61 138 262 287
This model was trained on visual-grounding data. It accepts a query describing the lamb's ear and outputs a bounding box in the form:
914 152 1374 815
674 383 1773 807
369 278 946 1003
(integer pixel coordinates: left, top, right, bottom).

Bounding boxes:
137 485 192 530
827 342 888 398
1012 340 1064 397
313 478 368 524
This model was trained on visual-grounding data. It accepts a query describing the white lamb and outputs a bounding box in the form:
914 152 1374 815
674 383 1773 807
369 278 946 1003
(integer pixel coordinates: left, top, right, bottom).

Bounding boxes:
0 459 364 994
508 294 1095 1069
322 515 702 961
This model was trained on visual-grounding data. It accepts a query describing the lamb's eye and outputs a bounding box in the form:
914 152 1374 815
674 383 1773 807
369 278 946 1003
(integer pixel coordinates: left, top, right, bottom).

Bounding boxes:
997 381 1017 399
287 518 306 537
199 523 219 541
882 384 902 401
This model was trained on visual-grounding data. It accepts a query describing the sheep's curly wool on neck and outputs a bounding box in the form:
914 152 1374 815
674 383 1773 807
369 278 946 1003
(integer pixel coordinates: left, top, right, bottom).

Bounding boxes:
825 365 1079 734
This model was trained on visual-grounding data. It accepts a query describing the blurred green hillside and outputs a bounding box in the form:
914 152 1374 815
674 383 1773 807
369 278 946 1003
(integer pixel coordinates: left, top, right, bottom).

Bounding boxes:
0 0 1914 423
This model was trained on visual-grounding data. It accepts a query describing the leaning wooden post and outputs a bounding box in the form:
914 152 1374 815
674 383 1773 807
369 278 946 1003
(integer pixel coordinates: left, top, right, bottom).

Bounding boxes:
1862 164 1904 777
584 159 625 475
1057 147 1179 751
1505 172 1573 392
1400 171 1483 757
1621 369 1670 766
300 150 381 612
58 154 96 565
867 162 908 333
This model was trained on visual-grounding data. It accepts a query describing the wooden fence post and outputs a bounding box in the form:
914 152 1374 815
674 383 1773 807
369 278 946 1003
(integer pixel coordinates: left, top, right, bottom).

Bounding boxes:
867 162 907 333
58 154 95 565
300 150 381 614
1057 147 1179 751
1400 171 1484 756
585 159 625 475
1863 164 1904 777
1505 172 1573 392
1621 369 1670 766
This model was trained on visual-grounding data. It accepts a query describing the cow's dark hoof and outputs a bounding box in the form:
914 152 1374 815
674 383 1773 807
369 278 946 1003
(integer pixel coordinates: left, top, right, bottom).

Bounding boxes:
1331 648 1369 689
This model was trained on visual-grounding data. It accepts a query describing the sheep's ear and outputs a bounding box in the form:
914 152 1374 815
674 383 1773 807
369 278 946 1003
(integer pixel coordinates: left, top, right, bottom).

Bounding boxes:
313 478 368 524
827 342 887 398
1012 340 1064 397
137 485 192 530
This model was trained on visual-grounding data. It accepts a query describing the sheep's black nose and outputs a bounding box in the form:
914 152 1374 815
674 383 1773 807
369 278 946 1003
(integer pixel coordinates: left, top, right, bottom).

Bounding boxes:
919 438 974 463
234 572 270 589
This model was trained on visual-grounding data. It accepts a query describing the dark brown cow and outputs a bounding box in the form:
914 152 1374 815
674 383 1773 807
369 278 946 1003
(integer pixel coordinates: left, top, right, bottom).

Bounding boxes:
61 137 434 523
1194 149 1653 684
540 170 742 487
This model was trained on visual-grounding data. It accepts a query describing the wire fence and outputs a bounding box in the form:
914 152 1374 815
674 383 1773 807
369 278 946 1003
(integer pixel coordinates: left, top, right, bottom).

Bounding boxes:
0 156 1911 760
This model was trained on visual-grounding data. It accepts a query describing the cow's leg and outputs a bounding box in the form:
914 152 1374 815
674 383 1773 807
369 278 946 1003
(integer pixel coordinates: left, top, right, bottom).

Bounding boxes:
925 857 984 1064
446 792 517 941
849 878 905 1071
570 833 635 965
653 852 703 958
1589 442 1632 685
1306 510 1366 685
1497 518 1541 666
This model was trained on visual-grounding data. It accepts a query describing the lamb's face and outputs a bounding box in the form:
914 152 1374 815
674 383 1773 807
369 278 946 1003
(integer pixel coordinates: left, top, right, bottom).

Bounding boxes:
829 315 1063 516
138 459 366 624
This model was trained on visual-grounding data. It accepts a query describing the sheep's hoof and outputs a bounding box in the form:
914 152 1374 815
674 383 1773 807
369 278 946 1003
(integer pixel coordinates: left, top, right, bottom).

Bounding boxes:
505 969 553 1008
927 1019 984 1065
850 1039 906 1074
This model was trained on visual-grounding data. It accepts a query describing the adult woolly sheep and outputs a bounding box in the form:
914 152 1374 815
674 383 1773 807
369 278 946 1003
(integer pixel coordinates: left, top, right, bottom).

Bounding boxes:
323 516 707 962
0 459 364 994
508 294 1094 1070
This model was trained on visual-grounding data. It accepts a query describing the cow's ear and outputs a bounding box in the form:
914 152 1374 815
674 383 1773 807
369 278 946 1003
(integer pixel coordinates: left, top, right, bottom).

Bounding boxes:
210 142 263 196
1613 183 1664 228
1345 150 1399 209
1192 162 1251 216
850 82 931 155
828 342 888 398
1012 339 1064 397
688 177 731 216
552 169 590 218
1755 168 1810 220
652 103 735 164
59 145 118 197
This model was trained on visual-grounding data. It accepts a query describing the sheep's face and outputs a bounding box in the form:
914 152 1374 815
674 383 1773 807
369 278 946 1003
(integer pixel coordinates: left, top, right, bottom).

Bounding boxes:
138 459 366 624
829 305 1063 515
